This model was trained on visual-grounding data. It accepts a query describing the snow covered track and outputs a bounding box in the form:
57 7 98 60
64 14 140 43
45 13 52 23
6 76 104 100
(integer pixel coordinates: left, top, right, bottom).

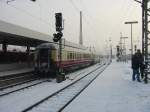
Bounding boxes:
0 72 35 90
0 79 49 97
0 62 108 112
22 63 109 112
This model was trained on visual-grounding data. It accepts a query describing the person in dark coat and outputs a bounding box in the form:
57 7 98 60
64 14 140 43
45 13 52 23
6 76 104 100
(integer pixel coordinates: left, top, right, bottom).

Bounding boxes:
136 49 145 79
131 53 141 82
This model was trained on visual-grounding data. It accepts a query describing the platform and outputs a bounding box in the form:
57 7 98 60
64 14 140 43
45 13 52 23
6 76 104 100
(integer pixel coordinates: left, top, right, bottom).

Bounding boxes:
0 63 33 77
63 61 150 112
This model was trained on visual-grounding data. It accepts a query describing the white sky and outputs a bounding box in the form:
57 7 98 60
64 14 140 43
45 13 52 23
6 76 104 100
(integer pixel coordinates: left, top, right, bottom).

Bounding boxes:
0 0 142 54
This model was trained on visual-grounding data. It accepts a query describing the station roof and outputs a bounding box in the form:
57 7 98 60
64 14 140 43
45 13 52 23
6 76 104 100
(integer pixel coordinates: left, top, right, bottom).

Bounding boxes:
0 20 53 47
0 20 88 51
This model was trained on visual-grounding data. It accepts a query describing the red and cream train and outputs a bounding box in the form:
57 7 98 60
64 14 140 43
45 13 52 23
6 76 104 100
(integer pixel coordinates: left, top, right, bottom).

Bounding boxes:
34 41 100 77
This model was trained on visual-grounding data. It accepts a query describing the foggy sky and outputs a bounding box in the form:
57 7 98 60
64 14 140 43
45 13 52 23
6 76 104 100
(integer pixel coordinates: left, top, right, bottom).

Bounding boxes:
0 0 142 54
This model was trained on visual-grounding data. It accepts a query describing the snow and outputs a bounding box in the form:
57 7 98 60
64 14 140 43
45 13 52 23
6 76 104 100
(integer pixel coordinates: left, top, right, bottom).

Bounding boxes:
0 64 100 112
27 64 107 112
0 79 47 96
1 61 150 112
63 61 150 112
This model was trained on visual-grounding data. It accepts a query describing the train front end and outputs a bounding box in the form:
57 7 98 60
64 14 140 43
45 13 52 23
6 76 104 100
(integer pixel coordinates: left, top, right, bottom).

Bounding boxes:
34 43 56 77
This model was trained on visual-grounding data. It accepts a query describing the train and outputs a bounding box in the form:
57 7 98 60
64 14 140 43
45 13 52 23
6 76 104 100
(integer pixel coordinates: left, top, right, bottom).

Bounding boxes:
34 41 100 78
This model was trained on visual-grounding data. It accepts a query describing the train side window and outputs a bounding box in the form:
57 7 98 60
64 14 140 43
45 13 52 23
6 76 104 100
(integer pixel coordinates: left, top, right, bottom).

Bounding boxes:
70 52 72 60
64 50 67 60
80 54 81 59
73 52 75 60
78 53 80 59
71 52 73 60
69 52 71 60
67 51 70 60
74 52 75 60
75 52 77 60
77 53 79 59
72 52 73 60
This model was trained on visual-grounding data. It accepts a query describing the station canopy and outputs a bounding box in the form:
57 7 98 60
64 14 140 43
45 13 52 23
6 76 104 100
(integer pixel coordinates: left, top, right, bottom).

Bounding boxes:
0 20 53 47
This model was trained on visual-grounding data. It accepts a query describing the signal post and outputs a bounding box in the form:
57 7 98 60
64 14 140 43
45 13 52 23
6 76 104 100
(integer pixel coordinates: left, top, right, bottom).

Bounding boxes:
53 13 65 83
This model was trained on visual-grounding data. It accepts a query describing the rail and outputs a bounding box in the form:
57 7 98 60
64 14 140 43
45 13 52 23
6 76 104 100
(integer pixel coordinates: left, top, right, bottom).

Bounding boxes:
22 62 110 112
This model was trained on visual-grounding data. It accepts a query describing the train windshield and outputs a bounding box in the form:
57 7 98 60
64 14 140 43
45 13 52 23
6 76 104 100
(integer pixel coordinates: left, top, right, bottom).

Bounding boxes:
38 48 49 68
40 49 48 58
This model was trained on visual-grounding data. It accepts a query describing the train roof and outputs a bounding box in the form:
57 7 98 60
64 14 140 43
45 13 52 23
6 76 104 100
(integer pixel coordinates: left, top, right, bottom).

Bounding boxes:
36 43 56 49
36 39 88 50
36 41 91 53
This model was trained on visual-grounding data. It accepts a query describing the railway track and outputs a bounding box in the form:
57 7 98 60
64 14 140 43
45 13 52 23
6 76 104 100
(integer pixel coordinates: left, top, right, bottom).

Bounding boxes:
0 63 103 97
0 71 36 90
0 79 50 97
22 62 109 112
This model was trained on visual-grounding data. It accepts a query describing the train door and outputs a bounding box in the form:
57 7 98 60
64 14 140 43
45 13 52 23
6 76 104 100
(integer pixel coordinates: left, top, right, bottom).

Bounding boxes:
38 48 49 69
34 50 39 69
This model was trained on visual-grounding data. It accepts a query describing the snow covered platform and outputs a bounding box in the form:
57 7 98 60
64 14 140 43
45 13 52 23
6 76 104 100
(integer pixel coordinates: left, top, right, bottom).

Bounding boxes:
63 61 150 112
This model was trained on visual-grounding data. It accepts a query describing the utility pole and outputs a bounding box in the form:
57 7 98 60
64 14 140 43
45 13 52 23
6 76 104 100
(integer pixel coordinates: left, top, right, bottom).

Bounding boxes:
53 13 65 83
79 11 83 45
134 0 150 83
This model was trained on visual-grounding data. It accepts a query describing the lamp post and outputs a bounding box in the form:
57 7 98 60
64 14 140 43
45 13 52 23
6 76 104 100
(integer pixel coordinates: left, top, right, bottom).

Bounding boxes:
124 21 138 56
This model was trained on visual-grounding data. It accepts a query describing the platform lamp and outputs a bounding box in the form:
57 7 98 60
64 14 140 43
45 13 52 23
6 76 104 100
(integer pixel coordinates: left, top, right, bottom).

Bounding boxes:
124 21 138 56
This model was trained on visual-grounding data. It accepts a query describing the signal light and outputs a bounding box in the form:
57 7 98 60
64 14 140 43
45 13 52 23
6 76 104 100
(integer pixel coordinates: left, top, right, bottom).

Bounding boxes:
53 32 63 42
55 13 62 32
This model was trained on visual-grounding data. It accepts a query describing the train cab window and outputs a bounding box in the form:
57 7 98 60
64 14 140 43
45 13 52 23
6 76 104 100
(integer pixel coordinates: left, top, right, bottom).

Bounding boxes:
39 49 48 58
39 49 49 67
